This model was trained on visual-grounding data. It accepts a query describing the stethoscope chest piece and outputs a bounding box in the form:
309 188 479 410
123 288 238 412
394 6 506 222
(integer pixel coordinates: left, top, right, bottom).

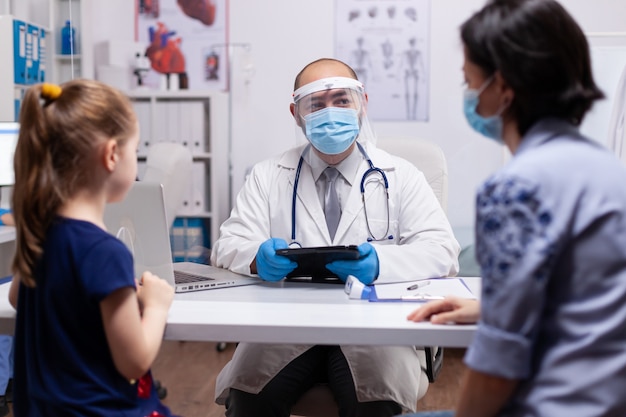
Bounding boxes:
291 142 393 244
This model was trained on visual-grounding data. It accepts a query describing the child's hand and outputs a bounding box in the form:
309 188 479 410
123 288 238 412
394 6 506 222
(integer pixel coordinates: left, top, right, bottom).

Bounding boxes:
136 271 174 314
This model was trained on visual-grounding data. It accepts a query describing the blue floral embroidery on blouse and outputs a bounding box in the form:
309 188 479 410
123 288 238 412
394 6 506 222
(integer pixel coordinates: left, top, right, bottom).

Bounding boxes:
476 176 556 297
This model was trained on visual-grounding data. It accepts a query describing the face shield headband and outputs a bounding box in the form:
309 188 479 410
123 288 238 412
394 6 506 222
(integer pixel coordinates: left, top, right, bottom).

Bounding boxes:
293 77 364 104
292 77 376 146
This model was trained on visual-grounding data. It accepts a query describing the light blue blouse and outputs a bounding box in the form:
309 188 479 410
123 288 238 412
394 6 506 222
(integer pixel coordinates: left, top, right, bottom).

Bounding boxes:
465 118 626 416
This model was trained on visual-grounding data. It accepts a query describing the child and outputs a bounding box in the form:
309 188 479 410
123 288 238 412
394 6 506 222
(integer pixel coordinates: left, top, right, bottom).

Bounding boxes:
8 80 177 416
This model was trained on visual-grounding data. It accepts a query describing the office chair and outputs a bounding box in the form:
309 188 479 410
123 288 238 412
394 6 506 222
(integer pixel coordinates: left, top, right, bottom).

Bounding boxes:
290 138 448 417
378 137 448 212
140 142 193 230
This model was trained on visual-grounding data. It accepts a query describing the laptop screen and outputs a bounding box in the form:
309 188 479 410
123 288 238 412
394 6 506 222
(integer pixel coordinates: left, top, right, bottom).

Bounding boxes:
0 122 19 187
103 182 176 285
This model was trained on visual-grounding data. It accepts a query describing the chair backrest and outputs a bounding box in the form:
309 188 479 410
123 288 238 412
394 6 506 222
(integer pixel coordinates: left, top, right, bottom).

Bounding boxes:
377 137 449 213
141 142 193 229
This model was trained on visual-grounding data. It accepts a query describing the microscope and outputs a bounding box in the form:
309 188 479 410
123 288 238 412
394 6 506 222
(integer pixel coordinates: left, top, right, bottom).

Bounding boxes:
133 53 151 88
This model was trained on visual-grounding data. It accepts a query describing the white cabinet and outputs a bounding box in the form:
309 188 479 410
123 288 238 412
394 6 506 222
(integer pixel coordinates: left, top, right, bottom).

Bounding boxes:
127 90 230 252
0 227 16 278
48 0 93 82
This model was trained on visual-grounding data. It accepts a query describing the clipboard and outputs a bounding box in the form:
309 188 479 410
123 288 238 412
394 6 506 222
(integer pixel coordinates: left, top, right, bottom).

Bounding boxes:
367 278 477 302
276 245 359 283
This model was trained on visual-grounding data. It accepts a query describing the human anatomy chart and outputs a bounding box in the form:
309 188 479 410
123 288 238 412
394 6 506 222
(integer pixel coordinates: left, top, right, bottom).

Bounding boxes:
335 0 431 121
136 0 227 91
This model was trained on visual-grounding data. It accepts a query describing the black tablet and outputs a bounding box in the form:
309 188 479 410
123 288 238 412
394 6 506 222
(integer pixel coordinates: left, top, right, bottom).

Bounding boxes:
276 245 360 283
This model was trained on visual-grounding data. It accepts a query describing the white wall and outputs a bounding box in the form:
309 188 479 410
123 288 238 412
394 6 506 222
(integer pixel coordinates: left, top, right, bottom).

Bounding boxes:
4 0 47 25
81 0 626 240
225 0 626 239
226 0 503 239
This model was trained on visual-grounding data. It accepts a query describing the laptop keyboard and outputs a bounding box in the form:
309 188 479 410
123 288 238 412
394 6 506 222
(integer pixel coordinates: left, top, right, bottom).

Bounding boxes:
174 270 214 284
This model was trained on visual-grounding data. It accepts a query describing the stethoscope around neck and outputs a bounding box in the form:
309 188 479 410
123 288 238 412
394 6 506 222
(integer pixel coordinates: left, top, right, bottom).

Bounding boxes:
290 142 393 247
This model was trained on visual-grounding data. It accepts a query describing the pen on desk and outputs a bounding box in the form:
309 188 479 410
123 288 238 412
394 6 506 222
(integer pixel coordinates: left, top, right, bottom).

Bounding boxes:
407 281 431 291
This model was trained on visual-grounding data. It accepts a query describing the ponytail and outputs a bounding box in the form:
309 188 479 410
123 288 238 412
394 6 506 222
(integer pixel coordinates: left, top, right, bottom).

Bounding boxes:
12 84 64 287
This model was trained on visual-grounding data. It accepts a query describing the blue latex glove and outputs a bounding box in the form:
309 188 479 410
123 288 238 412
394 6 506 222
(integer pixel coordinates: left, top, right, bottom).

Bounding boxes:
255 238 297 282
326 242 379 284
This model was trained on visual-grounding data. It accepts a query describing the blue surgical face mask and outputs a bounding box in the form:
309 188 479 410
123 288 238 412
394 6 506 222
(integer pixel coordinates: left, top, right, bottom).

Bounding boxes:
463 77 505 143
304 107 360 155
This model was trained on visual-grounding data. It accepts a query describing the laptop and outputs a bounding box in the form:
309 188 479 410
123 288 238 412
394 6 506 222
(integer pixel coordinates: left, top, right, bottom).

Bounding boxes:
103 182 259 293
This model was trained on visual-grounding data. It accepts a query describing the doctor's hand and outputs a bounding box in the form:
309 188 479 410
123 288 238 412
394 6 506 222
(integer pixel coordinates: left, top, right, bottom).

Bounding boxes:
254 238 297 282
326 242 379 285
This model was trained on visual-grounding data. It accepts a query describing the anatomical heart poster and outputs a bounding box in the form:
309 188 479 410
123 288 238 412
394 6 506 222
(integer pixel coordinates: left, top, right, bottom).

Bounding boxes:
136 0 228 91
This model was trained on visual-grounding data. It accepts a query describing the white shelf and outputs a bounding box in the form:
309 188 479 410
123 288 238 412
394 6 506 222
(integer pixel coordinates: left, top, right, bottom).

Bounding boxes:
53 53 82 60
126 90 226 100
49 0 93 82
138 153 211 161
178 212 212 219
129 91 229 248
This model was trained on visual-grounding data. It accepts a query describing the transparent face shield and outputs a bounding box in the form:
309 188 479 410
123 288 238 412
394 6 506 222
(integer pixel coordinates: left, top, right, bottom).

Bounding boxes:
292 77 377 147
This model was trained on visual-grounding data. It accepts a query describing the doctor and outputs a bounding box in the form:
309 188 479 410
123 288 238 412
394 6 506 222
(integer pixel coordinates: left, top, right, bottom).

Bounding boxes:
210 58 460 417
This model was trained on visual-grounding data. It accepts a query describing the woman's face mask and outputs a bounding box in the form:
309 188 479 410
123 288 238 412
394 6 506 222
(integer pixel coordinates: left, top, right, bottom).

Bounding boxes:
304 107 360 155
463 77 506 143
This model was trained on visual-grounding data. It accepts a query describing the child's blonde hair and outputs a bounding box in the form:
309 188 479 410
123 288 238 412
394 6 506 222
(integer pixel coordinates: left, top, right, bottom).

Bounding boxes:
12 79 136 286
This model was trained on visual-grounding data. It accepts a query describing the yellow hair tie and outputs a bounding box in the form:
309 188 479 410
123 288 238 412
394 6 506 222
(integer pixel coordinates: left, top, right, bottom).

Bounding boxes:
41 83 62 100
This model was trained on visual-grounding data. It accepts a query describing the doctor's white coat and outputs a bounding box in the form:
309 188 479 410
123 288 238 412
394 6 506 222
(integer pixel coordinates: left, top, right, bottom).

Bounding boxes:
211 141 460 412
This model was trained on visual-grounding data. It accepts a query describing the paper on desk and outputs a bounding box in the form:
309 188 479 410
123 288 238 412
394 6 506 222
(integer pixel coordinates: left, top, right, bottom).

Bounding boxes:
369 278 476 302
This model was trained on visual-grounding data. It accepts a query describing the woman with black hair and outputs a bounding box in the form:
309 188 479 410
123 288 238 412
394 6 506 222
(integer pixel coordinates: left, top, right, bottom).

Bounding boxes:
399 1 626 416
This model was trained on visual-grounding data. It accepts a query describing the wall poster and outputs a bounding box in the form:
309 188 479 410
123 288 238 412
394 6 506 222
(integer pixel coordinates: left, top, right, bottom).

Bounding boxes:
335 0 431 121
135 0 228 91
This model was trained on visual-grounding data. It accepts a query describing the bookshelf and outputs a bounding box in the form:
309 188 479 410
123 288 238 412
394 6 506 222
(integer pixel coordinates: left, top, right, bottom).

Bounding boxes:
126 89 230 260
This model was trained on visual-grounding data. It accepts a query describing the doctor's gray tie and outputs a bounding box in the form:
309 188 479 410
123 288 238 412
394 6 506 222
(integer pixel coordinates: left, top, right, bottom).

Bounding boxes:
323 167 341 240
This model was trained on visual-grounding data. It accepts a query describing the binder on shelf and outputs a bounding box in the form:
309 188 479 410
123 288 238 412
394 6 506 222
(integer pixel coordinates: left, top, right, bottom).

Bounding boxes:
13 19 27 84
28 24 40 83
170 218 186 262
179 101 194 149
178 176 194 216
189 100 206 154
178 167 195 216
14 88 25 120
23 23 34 84
170 218 209 263
167 101 180 147
154 100 169 144
38 27 46 82
132 100 152 156
191 162 206 214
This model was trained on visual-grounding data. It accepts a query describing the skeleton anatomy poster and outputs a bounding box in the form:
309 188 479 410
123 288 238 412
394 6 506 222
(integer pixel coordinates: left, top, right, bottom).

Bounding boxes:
335 0 431 121
135 0 227 91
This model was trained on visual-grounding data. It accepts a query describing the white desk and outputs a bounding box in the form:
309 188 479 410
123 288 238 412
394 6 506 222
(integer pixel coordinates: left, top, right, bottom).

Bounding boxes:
0 226 15 278
0 278 480 348
0 226 15 244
